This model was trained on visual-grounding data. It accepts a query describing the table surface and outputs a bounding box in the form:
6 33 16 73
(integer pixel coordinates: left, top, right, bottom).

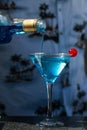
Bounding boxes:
0 116 87 130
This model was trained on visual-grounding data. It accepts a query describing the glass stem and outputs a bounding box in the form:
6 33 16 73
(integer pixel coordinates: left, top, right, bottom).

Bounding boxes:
46 82 53 118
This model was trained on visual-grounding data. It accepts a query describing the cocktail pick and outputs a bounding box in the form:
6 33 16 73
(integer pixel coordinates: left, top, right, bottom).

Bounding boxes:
68 48 78 57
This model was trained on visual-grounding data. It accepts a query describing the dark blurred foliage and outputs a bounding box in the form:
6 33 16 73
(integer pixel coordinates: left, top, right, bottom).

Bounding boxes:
5 54 35 82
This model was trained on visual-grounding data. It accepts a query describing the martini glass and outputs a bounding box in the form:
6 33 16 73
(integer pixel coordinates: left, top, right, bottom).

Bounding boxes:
29 48 77 127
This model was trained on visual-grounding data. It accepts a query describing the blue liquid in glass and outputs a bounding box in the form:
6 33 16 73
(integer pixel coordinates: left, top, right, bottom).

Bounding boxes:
41 54 70 83
30 53 70 83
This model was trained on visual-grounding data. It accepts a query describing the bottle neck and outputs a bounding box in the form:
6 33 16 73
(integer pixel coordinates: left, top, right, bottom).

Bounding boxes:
13 18 46 33
12 19 37 34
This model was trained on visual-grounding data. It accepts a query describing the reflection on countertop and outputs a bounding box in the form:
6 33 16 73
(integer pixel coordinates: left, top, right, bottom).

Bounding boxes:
0 116 87 130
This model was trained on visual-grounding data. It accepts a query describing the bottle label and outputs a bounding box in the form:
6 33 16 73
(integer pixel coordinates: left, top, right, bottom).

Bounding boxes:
23 19 37 32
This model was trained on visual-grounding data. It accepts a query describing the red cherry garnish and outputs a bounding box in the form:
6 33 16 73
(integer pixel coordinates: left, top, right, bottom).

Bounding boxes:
68 48 78 57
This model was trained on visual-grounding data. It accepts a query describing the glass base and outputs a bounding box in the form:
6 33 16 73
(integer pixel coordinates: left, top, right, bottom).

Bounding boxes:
37 118 64 127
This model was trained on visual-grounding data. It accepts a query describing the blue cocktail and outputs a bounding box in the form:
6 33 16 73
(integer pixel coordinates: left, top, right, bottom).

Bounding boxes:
29 48 78 127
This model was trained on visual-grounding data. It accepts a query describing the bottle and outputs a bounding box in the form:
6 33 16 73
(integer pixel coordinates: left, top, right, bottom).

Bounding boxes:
0 11 46 44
